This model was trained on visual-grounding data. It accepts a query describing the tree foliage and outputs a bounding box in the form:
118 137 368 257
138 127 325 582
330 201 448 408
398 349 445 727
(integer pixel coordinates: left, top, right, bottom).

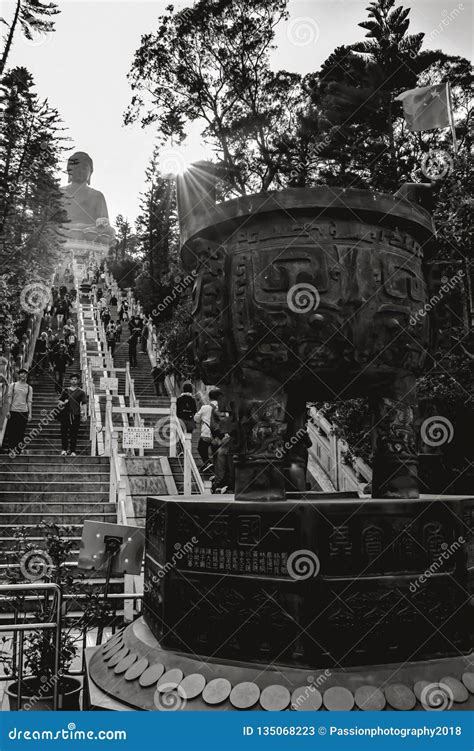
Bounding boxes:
126 0 305 194
0 66 66 346
0 0 60 75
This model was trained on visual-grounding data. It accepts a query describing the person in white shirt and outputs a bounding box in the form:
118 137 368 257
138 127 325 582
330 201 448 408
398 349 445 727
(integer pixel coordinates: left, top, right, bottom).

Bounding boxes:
5 368 32 454
194 388 223 471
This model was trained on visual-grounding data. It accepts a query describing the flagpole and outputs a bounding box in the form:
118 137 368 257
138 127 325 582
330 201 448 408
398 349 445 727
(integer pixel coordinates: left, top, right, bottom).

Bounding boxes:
446 82 458 156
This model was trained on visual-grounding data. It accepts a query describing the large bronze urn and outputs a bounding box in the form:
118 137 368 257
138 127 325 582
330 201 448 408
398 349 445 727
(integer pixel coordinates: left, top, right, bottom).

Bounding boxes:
178 165 433 501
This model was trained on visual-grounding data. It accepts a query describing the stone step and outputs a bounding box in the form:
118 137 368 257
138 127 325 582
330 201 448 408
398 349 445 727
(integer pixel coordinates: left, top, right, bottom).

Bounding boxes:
0 451 110 472
0 502 114 515
0 481 109 492
0 471 109 482
0 512 116 527
0 491 110 503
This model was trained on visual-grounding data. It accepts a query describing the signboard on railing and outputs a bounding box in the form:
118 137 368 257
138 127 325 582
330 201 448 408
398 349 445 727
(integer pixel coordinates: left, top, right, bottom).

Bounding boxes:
122 427 154 449
90 356 104 368
86 330 96 339
99 377 119 391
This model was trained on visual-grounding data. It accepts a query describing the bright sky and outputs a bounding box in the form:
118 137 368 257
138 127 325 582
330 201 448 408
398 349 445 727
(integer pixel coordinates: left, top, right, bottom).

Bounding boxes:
5 0 472 226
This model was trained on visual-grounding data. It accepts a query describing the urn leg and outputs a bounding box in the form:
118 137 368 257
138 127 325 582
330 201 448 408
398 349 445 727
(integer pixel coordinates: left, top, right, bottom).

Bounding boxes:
283 389 309 492
233 369 288 501
370 374 419 498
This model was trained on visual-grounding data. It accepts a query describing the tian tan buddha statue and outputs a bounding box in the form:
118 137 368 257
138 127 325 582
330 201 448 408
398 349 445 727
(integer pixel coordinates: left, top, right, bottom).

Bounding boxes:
60 151 115 246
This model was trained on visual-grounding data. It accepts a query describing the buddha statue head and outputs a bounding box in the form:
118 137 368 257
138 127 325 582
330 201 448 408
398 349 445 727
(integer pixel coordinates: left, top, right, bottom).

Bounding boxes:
67 151 93 186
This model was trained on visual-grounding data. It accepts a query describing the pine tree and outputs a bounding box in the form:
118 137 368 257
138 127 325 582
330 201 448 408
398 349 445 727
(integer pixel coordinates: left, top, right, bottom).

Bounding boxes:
0 0 60 75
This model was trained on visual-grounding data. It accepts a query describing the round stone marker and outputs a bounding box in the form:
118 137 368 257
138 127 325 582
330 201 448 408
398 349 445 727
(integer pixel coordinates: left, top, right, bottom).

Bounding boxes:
354 685 386 711
179 673 207 700
103 642 125 661
125 657 149 681
114 653 138 675
230 682 260 710
291 686 322 711
440 676 469 703
413 680 430 702
461 672 474 694
202 678 232 705
260 685 291 712
323 686 354 711
156 668 184 692
107 646 130 668
385 683 416 710
139 663 165 687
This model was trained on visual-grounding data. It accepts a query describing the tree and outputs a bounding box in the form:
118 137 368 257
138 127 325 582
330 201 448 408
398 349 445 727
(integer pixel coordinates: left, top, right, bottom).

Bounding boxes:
0 67 66 345
126 0 304 195
0 0 59 75
133 145 181 315
111 214 137 262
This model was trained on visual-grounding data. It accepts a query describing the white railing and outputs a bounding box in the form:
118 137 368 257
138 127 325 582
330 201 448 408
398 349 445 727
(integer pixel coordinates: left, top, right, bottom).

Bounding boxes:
308 407 372 493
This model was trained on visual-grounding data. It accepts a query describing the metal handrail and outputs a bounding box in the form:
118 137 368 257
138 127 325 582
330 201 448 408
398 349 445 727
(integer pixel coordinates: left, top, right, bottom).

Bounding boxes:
0 583 62 710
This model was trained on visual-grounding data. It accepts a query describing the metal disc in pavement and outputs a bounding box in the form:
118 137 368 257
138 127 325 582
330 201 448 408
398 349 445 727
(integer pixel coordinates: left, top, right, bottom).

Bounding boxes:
107 646 130 667
156 668 184 692
413 681 430 702
179 673 206 700
323 686 354 711
202 678 232 705
139 663 165 687
125 657 149 681
462 672 474 694
385 684 416 710
440 676 468 703
114 653 138 674
291 686 322 711
230 682 260 709
354 685 385 711
260 685 291 711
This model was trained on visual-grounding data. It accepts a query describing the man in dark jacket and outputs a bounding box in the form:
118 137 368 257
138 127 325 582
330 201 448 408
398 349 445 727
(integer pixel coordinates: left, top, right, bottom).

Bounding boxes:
58 374 87 456
128 329 140 368
51 343 72 393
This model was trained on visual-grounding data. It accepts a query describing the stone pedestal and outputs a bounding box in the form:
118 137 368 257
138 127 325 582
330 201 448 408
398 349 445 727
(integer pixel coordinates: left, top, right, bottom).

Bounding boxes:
143 493 473 669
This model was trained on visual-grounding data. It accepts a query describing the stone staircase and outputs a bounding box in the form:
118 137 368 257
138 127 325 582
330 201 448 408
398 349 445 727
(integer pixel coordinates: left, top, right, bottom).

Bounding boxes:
0 308 123 620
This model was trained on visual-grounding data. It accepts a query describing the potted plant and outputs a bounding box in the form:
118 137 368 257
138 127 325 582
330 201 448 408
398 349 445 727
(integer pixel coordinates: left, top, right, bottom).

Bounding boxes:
2 523 111 710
